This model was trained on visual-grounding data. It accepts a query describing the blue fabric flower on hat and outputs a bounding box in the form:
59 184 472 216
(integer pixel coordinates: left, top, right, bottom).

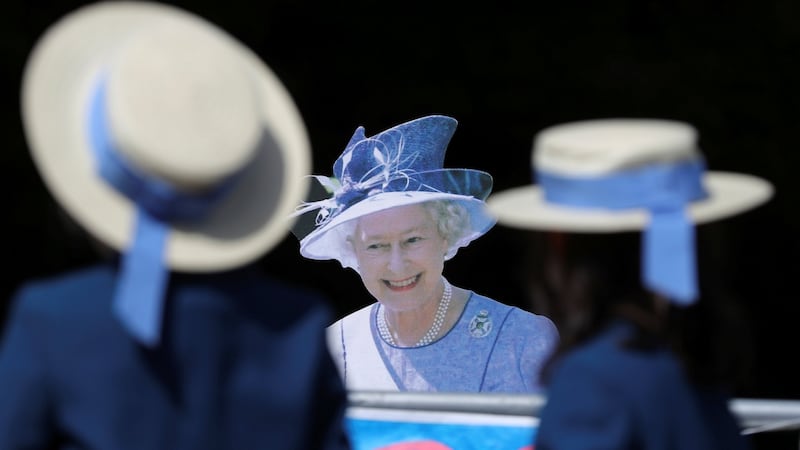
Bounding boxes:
293 115 492 234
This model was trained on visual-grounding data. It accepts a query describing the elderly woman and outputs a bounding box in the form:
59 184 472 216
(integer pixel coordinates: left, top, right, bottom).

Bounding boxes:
293 115 558 392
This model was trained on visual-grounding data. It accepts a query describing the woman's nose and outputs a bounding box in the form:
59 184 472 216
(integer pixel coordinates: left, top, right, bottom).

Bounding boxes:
387 245 407 271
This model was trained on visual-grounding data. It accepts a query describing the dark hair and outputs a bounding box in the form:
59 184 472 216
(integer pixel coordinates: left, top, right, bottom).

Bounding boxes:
523 226 752 389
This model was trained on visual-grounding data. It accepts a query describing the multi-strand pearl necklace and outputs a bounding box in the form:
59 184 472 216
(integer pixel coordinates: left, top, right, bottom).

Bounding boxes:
377 277 452 347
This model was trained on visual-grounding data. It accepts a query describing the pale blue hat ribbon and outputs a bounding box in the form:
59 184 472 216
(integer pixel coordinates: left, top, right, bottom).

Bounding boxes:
536 158 708 305
87 78 242 346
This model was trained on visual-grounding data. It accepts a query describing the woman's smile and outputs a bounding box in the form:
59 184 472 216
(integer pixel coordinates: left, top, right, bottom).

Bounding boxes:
383 274 421 291
352 203 448 310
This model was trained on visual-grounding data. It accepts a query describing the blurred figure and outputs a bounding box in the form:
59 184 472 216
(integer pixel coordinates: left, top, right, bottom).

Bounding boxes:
488 119 773 449
0 2 350 449
292 115 557 392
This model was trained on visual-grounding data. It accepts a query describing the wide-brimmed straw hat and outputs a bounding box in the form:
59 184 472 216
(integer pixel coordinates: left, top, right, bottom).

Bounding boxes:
21 1 310 345
293 115 496 270
487 118 773 304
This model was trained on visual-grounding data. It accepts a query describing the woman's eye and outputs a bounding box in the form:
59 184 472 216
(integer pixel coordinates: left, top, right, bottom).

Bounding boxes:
366 243 384 250
406 236 423 244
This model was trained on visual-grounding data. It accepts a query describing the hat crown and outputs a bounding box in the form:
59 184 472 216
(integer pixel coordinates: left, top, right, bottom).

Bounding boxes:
295 114 497 269
333 115 457 184
22 1 311 272
534 118 699 177
106 19 261 191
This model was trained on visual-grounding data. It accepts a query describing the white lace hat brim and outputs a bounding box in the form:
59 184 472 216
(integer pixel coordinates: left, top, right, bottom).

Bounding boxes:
299 191 496 269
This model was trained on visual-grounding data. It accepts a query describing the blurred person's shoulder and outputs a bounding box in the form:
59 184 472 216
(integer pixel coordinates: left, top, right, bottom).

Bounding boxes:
171 266 338 324
11 264 117 312
3 264 118 339
553 320 683 393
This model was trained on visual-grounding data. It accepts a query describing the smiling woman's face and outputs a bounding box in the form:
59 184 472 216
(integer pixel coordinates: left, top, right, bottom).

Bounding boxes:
351 203 449 312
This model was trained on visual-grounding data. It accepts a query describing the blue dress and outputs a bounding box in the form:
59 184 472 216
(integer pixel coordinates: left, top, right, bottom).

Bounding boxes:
328 292 559 392
535 320 750 450
0 263 351 450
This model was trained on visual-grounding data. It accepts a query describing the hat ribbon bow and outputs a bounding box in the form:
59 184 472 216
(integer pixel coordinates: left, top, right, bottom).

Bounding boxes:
536 158 708 305
87 77 242 347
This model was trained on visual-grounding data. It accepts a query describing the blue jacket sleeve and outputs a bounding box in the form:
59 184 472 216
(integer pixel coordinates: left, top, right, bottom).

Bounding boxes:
0 290 54 449
535 363 633 450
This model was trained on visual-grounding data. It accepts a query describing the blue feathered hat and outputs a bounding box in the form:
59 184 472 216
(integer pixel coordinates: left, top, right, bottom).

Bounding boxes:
294 115 495 269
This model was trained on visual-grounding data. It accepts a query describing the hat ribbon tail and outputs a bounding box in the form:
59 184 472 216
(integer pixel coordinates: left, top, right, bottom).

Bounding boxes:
112 210 169 346
643 208 697 305
87 76 237 346
537 158 707 305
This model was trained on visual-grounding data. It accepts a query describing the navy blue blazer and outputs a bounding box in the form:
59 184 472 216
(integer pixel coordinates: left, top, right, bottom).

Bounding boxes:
0 264 351 450
535 321 750 450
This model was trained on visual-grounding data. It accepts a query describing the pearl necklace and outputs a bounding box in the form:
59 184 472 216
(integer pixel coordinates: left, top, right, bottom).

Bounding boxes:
377 278 452 347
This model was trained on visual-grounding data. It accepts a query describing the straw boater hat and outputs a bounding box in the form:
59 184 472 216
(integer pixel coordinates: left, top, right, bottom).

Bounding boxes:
21 1 311 345
293 115 496 270
487 118 773 304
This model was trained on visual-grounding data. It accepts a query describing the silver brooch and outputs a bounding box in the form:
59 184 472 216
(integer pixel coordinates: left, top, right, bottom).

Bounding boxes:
468 309 492 338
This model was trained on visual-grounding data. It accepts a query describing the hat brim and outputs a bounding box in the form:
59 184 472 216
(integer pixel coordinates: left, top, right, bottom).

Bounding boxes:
299 191 496 268
487 171 773 232
21 2 310 272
